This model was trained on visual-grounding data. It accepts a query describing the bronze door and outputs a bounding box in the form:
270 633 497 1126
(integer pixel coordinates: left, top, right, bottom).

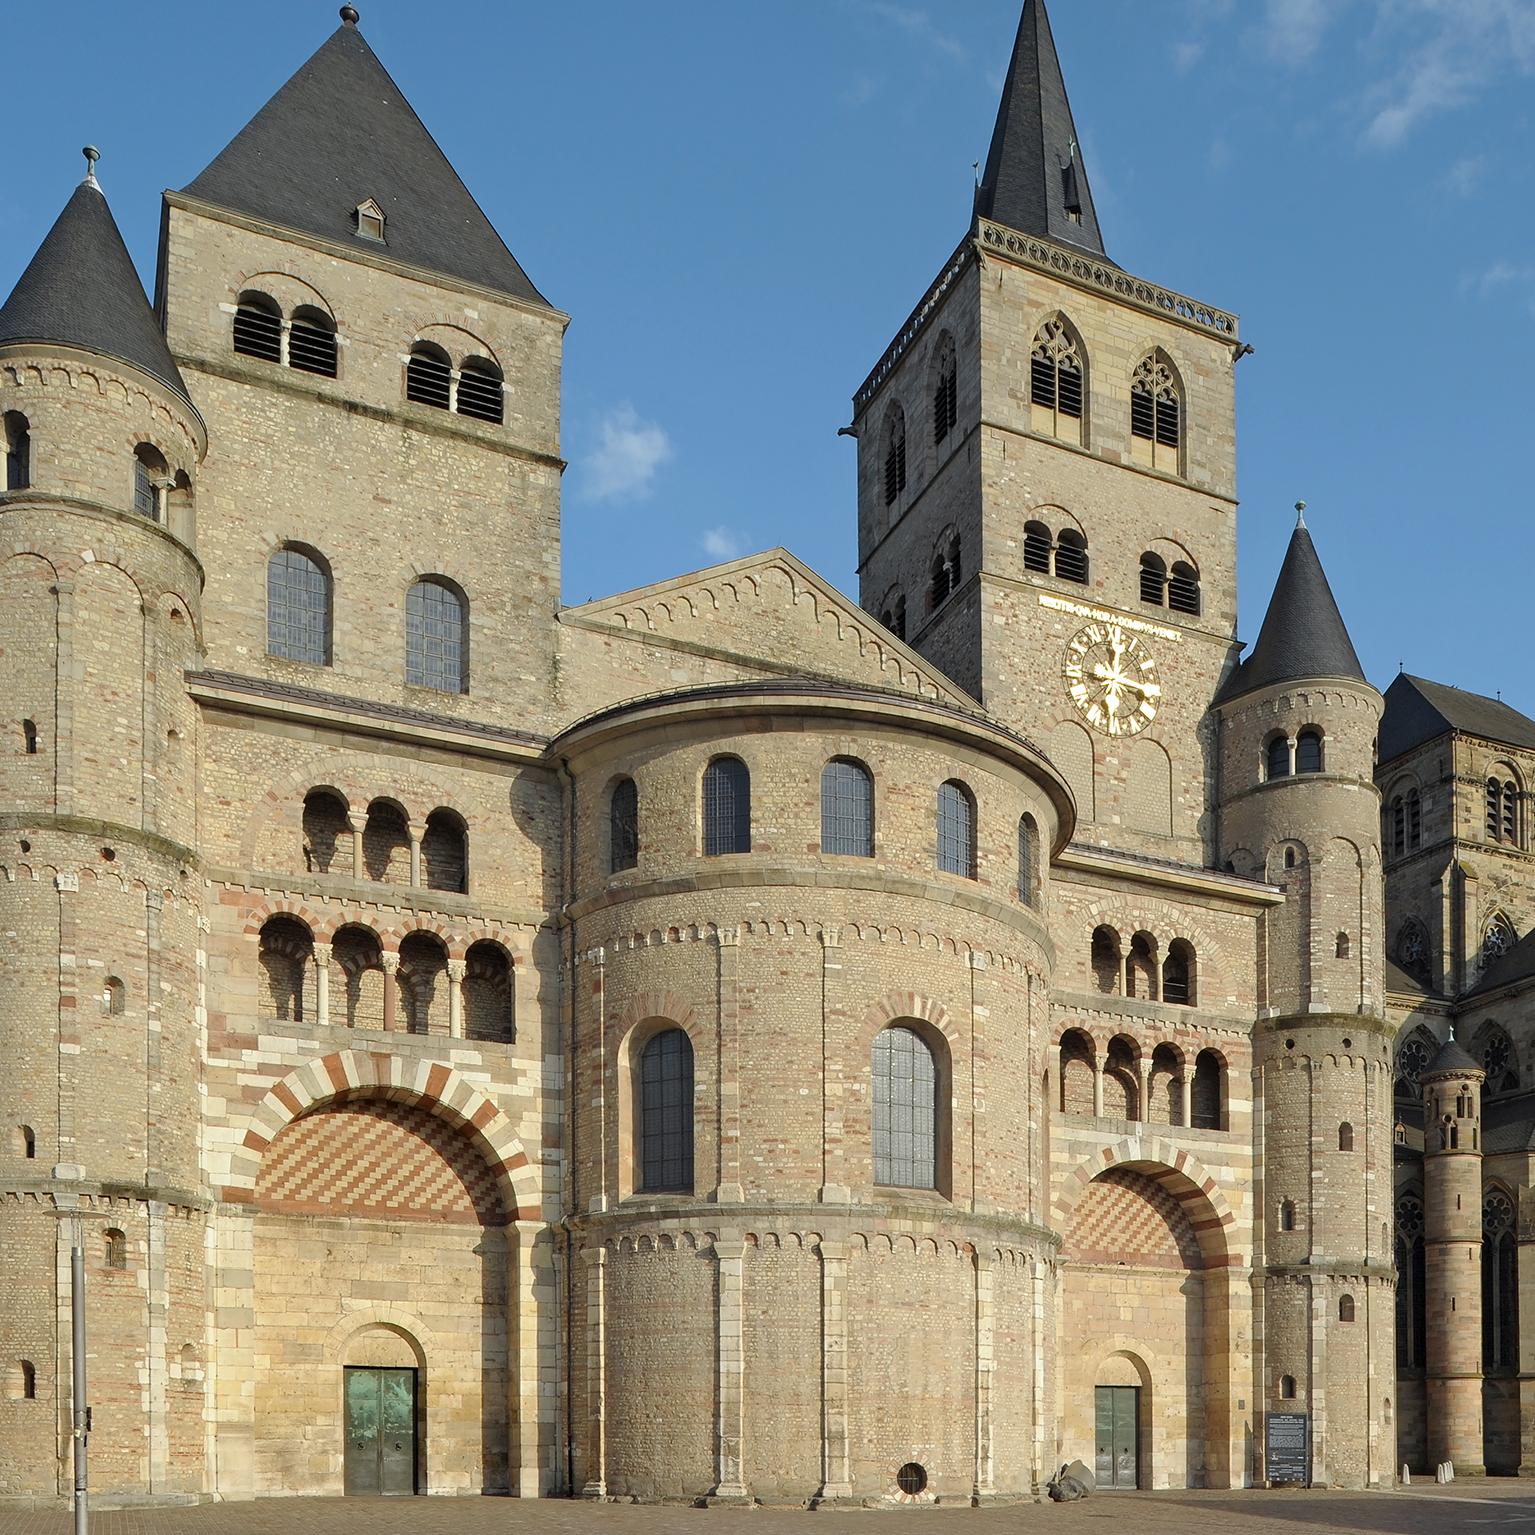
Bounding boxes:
343 1367 417 1495
1094 1385 1139 1490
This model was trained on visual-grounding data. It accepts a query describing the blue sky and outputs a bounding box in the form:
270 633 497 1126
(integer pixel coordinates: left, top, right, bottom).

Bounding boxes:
5 1 1534 702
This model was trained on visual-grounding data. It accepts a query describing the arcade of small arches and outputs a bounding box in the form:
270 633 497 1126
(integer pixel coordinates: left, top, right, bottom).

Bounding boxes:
1056 1028 1229 1129
301 787 468 893
1263 726 1326 781
1088 924 1198 1005
255 912 514 1041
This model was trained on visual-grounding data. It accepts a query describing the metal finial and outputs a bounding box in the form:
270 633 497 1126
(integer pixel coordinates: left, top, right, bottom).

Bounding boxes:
1294 500 1307 529
340 4 359 24
82 145 100 187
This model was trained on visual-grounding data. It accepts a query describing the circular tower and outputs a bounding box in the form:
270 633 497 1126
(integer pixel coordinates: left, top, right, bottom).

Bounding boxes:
553 680 1071 1504
1215 513 1394 1489
0 166 207 1500
1420 1037 1485 1474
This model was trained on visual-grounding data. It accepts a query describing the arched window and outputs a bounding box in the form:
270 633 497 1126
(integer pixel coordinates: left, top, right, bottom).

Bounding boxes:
1054 527 1089 584
463 940 514 1043
1483 913 1517 969
457 357 504 424
935 779 976 879
132 443 167 521
1479 1024 1520 1095
1484 1189 1518 1370
1126 932 1157 1000
1396 924 1431 987
287 306 337 377
2 411 30 491
301 788 348 874
609 777 639 872
1487 773 1520 845
1168 561 1200 616
1284 846 1297 870
883 404 907 508
1163 939 1196 1006
421 807 468 893
362 798 410 882
1396 1193 1427 1368
1336 931 1351 960
1023 520 1052 574
104 1228 127 1270
1338 1121 1354 1151
1138 552 1166 605
1059 1029 1095 1115
8 1360 37 1401
231 291 282 363
702 756 751 856
872 1025 939 1190
102 977 125 1017
821 758 874 858
1338 1294 1356 1323
1191 1049 1222 1128
405 578 468 693
14 1124 36 1159
1408 787 1422 848
1029 316 1085 444
1130 352 1182 472
638 1029 694 1193
397 931 448 1035
1266 733 1291 781
1279 1375 1297 1400
1388 795 1406 855
878 589 907 641
1278 1200 1296 1233
929 531 961 609
1017 813 1040 906
1296 729 1324 774
931 334 957 446
266 545 332 665
1090 925 1120 995
258 915 313 1022
406 341 453 410
23 719 38 755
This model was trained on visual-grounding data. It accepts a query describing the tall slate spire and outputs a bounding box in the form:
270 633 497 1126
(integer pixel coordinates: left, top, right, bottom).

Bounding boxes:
182 12 548 307
1219 515 1367 703
0 171 191 405
974 0 1107 257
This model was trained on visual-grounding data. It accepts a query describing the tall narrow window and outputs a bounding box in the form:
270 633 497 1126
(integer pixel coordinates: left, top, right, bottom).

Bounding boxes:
1139 552 1167 605
1338 1122 1354 1151
405 578 467 693
1018 813 1040 906
872 1025 938 1190
1030 317 1085 444
1408 788 1422 848
1484 1190 1518 1371
1054 528 1089 584
1191 1048 1222 1127
1130 352 1183 472
22 719 38 755
103 1228 127 1270
1296 729 1323 774
406 342 453 410
1266 734 1291 781
936 779 976 879
609 777 639 872
821 758 874 858
287 307 337 377
266 546 332 665
638 1029 694 1193
883 405 907 508
1338 1294 1356 1323
702 756 750 856
930 533 961 609
231 292 282 363
932 337 957 446
2 412 30 491
1279 1200 1296 1233
1164 940 1196 1006
1023 521 1052 574
457 357 504 424
1168 561 1201 616
132 444 167 521
878 590 906 641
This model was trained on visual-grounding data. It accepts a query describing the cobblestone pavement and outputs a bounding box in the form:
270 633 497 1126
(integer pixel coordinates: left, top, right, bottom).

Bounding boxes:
4 1487 1535 1535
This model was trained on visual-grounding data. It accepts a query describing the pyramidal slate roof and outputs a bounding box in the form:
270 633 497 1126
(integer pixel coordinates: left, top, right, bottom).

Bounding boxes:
1379 673 1535 765
974 0 1108 258
182 16 548 308
1424 1035 1481 1077
1218 516 1366 703
0 177 191 405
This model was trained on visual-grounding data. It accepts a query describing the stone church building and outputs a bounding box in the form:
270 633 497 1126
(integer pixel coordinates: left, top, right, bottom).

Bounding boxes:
0 0 1518 1507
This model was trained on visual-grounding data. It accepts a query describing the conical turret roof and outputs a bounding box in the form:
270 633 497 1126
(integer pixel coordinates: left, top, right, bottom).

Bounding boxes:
1424 1036 1481 1078
0 177 190 405
1218 516 1366 703
974 0 1108 258
182 15 547 307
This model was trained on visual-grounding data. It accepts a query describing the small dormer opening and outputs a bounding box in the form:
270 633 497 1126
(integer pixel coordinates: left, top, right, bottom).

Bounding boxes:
1061 160 1083 225
355 199 386 243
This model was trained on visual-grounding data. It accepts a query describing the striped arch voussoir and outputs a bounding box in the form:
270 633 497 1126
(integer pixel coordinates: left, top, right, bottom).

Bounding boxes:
241 897 327 938
859 990 958 1050
616 989 698 1038
221 1050 539 1221
1053 1136 1238 1269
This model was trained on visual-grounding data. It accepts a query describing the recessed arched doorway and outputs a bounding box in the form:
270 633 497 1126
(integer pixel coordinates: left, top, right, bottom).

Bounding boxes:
342 1326 424 1496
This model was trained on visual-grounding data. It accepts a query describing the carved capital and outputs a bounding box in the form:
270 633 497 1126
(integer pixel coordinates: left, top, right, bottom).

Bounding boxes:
446 959 467 982
379 951 401 975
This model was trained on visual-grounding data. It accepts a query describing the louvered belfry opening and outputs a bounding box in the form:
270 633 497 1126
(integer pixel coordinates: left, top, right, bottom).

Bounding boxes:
406 343 453 410
232 293 283 363
1139 552 1166 605
883 407 907 507
1168 561 1200 615
287 307 337 377
456 357 503 424
933 341 957 446
1054 529 1088 585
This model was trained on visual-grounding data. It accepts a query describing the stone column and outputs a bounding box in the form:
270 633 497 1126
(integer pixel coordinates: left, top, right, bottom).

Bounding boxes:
712 1237 750 1501
408 821 425 887
1092 1060 1104 1119
818 1240 852 1501
380 952 400 1032
1137 1060 1151 1124
974 1250 996 1500
312 943 331 1029
446 959 466 1038
1179 1072 1193 1128
820 929 850 1202
714 929 742 1203
347 811 366 880
579 1245 607 1497
508 1221 553 1497
209 1205 257 1500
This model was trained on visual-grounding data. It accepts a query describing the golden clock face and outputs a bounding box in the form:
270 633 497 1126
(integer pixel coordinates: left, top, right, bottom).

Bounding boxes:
1063 622 1161 736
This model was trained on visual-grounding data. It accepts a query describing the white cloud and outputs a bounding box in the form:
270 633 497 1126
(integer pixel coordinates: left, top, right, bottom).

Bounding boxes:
1263 0 1333 66
1462 261 1535 318
853 1 965 64
1172 39 1206 74
1444 153 1488 197
700 526 745 563
582 404 673 503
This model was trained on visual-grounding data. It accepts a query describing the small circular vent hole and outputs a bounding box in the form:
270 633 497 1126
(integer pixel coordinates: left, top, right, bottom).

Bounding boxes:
896 1463 927 1496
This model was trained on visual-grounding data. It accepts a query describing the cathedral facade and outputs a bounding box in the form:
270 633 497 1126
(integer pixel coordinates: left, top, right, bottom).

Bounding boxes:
0 0 1504 1507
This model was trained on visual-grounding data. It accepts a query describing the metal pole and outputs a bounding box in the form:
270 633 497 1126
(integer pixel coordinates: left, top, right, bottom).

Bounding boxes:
71 1234 88 1535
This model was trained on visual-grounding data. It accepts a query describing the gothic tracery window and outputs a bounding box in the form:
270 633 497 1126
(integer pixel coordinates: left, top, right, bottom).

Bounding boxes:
1396 1193 1427 1369
883 404 907 508
932 334 957 447
1479 1024 1520 1095
1394 1027 1435 1098
1483 913 1517 969
1131 352 1182 472
1029 317 1084 445
1397 919 1430 983
1487 775 1520 846
1484 1190 1518 1371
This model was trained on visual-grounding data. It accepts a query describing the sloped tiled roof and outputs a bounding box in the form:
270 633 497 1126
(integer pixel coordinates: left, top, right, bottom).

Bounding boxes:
1379 673 1535 765
0 179 191 404
182 17 548 307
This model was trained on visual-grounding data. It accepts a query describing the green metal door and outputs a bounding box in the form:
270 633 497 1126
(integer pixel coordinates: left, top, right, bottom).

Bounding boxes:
344 1367 417 1496
1093 1385 1139 1489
